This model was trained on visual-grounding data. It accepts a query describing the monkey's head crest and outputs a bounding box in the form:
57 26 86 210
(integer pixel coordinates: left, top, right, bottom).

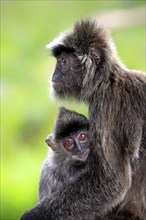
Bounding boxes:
47 19 114 56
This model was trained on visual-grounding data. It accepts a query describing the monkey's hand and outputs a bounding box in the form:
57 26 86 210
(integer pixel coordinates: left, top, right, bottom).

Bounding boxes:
20 204 50 220
20 209 36 220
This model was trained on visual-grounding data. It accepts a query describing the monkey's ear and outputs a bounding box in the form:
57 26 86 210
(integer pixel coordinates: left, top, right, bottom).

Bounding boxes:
89 48 100 65
45 135 56 151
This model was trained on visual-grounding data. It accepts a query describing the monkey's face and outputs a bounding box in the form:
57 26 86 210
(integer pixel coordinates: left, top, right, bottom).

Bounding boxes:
45 131 90 163
48 20 108 100
62 131 90 162
51 51 84 99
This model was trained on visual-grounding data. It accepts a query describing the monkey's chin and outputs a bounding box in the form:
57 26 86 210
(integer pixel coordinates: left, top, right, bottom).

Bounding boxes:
52 82 66 98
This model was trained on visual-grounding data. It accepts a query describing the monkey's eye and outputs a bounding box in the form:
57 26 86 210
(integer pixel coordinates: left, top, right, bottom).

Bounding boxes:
64 139 74 150
78 133 88 142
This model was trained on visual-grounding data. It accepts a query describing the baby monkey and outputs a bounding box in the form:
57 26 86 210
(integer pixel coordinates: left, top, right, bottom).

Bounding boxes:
39 107 89 201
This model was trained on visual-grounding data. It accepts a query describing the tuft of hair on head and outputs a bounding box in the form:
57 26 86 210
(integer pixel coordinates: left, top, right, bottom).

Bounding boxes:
58 107 70 115
57 107 88 125
47 19 115 58
66 19 108 53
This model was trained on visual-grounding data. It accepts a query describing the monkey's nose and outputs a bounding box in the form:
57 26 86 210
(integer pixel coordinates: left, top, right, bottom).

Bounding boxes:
45 136 49 144
45 138 48 144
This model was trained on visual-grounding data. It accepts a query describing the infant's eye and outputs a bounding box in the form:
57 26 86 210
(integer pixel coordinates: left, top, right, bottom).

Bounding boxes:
78 133 88 142
64 139 74 149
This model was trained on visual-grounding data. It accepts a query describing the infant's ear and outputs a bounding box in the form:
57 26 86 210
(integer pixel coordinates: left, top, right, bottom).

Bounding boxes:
45 134 56 151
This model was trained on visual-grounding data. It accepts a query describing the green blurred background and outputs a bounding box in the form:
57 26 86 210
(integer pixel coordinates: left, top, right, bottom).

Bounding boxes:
1 1 145 219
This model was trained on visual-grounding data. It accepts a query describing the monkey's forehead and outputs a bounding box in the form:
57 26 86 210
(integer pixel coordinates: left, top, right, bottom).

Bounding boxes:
55 120 89 140
55 128 88 141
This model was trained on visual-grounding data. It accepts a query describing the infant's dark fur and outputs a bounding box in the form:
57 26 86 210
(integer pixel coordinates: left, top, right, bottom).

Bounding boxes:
39 107 89 201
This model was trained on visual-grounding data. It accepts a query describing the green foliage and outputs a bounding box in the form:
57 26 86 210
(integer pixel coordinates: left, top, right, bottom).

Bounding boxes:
1 1 145 219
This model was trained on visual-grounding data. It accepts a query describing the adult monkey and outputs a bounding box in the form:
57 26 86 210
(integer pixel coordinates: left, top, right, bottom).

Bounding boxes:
21 20 146 220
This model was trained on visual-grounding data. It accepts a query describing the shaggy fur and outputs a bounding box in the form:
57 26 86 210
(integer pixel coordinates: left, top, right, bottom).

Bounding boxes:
21 20 146 220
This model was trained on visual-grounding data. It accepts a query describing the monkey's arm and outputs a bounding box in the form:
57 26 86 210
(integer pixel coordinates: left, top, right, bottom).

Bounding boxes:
39 159 53 201
21 160 128 220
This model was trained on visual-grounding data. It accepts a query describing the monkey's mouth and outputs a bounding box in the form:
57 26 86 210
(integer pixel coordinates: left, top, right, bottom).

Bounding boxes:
74 150 89 162
81 151 89 160
52 81 58 88
52 81 64 91
52 82 63 95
